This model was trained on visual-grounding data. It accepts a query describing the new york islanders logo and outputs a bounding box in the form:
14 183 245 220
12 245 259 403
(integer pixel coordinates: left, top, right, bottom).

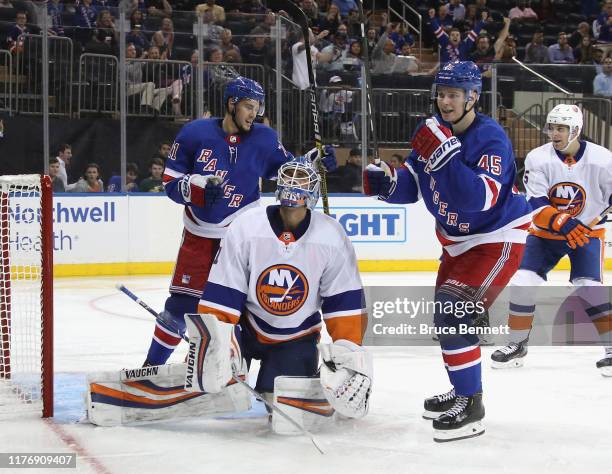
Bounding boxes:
256 265 309 316
549 182 586 217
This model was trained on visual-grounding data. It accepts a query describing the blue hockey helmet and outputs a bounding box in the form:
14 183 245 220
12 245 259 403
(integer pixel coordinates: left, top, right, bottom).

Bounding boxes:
432 61 482 101
223 76 265 116
275 157 320 210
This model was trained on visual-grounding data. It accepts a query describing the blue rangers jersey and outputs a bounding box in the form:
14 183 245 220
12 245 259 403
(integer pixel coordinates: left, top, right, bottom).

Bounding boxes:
387 113 532 256
163 118 293 238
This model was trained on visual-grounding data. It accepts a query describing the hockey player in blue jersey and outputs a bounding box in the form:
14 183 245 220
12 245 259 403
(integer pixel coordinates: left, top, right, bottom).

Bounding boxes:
364 61 532 442
142 76 337 367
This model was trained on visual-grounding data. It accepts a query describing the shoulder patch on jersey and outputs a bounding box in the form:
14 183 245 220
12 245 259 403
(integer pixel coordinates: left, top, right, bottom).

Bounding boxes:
256 264 309 316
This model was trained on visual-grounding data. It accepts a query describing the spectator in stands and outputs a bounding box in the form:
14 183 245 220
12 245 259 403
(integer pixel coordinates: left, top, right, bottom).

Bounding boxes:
155 141 171 161
343 39 363 74
333 0 357 18
320 25 350 73
448 0 466 22
291 27 332 89
219 29 240 56
593 0 611 43
436 4 455 33
390 22 415 54
470 34 495 70
6 11 30 54
70 163 104 193
49 158 65 193
55 144 72 189
75 0 97 29
524 30 549 63
223 48 242 63
126 43 163 113
508 0 538 22
144 45 183 116
574 36 596 64
389 153 405 170
126 12 149 56
569 22 592 49
152 17 174 59
139 158 165 192
202 10 224 45
498 34 517 62
593 55 612 97
548 32 575 63
333 147 361 193
429 8 486 66
96 10 118 46
48 0 65 36
241 35 272 66
195 0 226 24
593 48 606 74
462 3 479 31
0 0 13 8
319 3 342 35
366 26 378 56
106 162 140 192
145 0 171 19
84 27 115 55
301 0 320 23
346 9 362 38
320 75 357 144
372 24 397 74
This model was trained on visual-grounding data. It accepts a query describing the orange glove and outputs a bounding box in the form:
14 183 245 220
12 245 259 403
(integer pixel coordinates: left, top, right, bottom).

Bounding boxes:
550 212 591 249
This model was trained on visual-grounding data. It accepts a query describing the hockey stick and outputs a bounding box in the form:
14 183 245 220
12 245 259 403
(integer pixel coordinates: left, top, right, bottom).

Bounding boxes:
282 1 330 215
355 0 381 166
116 284 326 454
588 204 612 228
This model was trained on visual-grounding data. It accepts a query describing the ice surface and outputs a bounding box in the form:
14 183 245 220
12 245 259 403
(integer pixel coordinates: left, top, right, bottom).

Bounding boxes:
1 273 610 474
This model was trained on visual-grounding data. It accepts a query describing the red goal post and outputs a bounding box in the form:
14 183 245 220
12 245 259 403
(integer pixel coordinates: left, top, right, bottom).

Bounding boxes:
0 174 53 418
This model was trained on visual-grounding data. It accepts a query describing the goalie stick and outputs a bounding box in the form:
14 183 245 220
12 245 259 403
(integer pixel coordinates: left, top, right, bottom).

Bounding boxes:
282 0 330 215
116 284 325 454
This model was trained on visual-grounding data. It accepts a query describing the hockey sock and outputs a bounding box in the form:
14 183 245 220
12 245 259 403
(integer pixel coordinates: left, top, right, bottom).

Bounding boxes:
434 289 482 396
144 294 199 366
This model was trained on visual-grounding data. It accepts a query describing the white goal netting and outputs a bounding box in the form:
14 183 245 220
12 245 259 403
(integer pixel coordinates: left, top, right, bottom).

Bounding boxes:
0 174 52 418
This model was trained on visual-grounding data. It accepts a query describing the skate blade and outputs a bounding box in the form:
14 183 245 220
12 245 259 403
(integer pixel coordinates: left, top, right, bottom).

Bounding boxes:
599 366 612 377
422 410 442 420
491 358 525 369
433 421 485 443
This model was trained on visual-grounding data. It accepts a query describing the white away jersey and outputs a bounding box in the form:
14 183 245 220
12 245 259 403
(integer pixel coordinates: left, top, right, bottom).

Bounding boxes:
524 140 612 239
198 206 367 345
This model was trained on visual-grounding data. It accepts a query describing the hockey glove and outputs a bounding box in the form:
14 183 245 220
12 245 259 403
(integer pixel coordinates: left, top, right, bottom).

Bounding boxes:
318 339 373 419
363 162 396 200
412 118 461 173
303 145 337 172
551 213 591 249
179 174 223 208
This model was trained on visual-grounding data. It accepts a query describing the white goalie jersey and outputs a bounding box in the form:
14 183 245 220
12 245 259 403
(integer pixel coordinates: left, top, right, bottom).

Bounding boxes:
523 141 612 239
198 206 367 345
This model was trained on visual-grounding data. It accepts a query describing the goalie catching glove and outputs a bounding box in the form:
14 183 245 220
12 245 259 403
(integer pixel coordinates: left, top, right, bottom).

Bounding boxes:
179 174 223 208
412 117 461 173
183 313 245 393
318 339 373 419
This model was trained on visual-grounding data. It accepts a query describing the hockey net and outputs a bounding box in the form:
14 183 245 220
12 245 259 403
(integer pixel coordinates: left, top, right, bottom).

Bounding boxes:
0 175 53 418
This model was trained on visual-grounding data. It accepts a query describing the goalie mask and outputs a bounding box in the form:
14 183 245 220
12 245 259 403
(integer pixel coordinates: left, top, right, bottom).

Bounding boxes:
544 104 583 152
275 158 321 210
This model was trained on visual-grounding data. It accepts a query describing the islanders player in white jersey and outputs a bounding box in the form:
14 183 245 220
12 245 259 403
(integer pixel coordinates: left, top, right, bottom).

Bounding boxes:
364 61 532 441
185 158 372 420
142 77 337 367
491 104 612 375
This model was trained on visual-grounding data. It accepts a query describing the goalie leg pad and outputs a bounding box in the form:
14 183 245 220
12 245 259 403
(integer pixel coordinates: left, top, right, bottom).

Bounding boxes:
184 313 242 393
272 376 335 435
86 363 251 426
